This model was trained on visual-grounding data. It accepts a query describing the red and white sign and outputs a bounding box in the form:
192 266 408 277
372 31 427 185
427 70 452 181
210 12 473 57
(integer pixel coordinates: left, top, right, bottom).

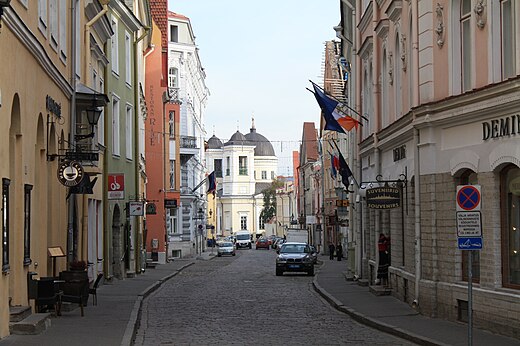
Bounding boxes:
108 174 125 199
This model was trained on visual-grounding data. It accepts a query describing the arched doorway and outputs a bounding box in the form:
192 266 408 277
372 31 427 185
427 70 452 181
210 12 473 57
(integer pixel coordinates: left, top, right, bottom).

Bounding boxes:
111 205 123 279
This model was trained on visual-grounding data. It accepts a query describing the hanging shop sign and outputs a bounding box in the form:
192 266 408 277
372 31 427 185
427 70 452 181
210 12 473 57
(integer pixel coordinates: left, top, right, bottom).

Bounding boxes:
108 174 125 200
146 203 157 215
57 161 84 187
164 199 177 208
129 202 144 216
366 187 401 209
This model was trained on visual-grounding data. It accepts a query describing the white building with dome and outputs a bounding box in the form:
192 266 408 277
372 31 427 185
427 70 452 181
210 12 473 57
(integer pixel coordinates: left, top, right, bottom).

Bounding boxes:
205 119 278 238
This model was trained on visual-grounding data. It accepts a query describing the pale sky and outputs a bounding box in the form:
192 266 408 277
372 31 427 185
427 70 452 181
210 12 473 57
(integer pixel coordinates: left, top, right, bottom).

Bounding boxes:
167 0 340 176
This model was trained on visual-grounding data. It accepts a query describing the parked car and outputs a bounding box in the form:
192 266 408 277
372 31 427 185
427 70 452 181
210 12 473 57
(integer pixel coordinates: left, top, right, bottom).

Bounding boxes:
255 238 270 250
217 241 236 257
275 242 315 276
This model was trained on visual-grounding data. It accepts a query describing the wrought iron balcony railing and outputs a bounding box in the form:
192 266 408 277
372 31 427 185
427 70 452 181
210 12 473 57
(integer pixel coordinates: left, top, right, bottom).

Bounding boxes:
180 136 198 149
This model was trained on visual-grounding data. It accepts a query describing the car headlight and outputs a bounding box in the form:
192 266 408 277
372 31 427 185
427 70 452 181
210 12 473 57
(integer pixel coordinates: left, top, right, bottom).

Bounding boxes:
276 257 287 263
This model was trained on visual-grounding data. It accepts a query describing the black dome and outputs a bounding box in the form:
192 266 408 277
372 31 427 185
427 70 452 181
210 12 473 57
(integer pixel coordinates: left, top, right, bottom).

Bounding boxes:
207 135 223 149
225 131 247 145
245 127 275 156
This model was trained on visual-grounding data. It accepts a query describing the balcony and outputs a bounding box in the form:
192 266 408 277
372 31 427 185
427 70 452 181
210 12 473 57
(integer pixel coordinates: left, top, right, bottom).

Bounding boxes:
180 135 199 157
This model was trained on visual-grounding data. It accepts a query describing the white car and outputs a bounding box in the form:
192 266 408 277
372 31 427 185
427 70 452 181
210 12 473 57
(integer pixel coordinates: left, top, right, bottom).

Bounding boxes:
217 241 236 257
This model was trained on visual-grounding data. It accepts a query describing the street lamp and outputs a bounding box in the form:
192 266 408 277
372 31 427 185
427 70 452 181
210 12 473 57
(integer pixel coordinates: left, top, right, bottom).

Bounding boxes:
75 107 102 141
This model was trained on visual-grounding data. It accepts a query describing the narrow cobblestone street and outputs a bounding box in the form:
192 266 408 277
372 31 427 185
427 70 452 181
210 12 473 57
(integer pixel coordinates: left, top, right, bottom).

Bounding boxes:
134 250 414 345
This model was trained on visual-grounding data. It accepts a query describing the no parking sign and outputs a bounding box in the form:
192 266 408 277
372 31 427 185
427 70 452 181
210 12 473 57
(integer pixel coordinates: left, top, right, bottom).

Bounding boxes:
456 185 482 250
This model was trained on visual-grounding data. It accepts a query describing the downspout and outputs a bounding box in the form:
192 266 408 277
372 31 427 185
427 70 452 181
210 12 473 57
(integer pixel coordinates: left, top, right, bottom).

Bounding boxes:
133 26 150 274
68 0 78 265
373 134 380 284
413 127 421 309
411 0 421 310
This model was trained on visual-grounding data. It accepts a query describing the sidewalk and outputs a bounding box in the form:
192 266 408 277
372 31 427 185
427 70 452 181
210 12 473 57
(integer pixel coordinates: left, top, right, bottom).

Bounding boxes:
0 252 215 346
313 258 520 346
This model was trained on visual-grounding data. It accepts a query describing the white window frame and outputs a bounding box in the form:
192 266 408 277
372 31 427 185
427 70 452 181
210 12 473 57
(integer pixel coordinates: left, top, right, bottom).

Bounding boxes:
59 0 67 62
460 0 472 92
168 67 178 88
38 0 48 36
125 31 132 86
112 96 120 157
49 0 58 49
501 0 516 79
111 16 119 75
169 160 175 190
98 79 105 145
125 104 133 160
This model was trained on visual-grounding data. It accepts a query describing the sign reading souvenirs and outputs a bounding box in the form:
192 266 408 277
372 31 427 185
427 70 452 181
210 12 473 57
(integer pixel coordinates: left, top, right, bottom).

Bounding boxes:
57 161 84 187
108 174 125 199
482 114 520 140
366 187 401 209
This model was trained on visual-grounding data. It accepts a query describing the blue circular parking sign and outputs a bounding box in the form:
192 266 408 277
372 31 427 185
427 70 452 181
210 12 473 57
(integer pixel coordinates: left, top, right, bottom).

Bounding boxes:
457 186 481 211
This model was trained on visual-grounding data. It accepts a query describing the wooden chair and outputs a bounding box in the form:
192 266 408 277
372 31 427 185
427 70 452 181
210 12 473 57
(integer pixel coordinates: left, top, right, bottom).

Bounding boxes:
59 271 89 316
35 279 61 316
89 273 103 306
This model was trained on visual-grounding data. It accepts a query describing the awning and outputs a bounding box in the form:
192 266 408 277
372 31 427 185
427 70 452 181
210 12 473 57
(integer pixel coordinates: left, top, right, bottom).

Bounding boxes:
75 84 109 108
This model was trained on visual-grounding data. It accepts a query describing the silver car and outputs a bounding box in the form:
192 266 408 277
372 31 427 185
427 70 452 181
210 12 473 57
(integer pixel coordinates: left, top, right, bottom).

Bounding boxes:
217 241 236 257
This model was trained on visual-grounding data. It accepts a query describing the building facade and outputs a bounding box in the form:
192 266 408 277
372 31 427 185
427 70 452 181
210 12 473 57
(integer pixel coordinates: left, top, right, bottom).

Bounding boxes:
340 0 520 338
205 120 278 240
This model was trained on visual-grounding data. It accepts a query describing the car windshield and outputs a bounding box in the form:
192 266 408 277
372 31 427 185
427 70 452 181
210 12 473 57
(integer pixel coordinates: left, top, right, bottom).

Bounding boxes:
280 244 307 253
220 242 233 247
236 234 250 240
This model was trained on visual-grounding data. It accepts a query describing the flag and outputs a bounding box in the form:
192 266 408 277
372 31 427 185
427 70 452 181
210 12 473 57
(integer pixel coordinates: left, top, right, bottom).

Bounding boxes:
337 151 353 189
207 171 216 195
311 82 360 133
329 152 337 179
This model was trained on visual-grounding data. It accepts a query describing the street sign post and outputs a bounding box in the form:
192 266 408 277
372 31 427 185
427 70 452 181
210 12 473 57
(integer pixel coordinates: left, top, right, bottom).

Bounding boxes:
456 184 482 346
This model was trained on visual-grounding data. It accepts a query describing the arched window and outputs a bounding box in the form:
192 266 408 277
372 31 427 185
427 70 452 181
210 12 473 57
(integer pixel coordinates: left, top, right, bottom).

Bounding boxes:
461 0 472 91
501 165 520 288
501 0 516 79
459 170 480 283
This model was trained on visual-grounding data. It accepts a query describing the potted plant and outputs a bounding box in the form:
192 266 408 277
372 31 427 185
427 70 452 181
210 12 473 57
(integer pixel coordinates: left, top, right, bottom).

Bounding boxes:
69 260 87 271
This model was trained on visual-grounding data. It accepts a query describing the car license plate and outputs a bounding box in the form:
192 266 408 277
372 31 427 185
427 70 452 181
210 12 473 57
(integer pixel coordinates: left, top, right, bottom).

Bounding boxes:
288 265 300 269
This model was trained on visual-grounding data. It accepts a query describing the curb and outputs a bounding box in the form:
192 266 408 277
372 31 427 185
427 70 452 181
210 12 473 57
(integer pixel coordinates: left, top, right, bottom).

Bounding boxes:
312 278 449 346
120 262 195 346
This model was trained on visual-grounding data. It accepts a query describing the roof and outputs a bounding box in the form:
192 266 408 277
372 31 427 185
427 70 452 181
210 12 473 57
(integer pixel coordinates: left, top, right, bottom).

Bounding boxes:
207 135 223 149
224 131 249 146
245 126 275 156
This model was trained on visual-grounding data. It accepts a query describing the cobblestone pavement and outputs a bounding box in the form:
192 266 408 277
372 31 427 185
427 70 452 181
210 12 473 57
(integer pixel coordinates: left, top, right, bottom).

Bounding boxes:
134 249 415 346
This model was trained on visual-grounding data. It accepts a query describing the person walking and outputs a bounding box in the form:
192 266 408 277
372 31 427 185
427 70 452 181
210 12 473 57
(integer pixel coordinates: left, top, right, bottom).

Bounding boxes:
336 243 343 261
328 243 335 260
377 233 390 286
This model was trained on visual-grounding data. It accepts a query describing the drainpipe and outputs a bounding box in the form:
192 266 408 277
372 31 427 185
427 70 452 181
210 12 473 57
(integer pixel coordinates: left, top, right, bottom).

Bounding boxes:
373 134 380 284
411 0 419 107
68 0 78 265
133 26 150 274
413 127 421 309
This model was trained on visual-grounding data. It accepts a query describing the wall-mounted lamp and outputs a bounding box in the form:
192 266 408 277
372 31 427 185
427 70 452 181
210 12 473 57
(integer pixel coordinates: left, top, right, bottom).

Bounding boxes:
75 107 102 141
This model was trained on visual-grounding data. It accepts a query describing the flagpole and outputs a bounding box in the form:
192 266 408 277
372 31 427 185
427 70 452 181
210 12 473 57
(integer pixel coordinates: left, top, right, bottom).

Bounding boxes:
330 138 360 188
309 80 369 122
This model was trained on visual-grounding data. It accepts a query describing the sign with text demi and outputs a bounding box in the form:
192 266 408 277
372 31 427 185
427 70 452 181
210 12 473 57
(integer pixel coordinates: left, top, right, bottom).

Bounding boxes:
108 174 125 199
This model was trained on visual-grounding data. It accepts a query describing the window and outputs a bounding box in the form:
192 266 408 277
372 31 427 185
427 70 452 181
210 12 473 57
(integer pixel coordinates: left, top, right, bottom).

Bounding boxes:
169 160 175 189
168 208 178 234
259 216 265 230
38 0 48 33
240 216 247 230
23 185 32 266
125 105 133 160
112 97 120 156
59 0 66 61
169 111 175 139
170 25 178 42
271 171 275 180
460 171 480 283
125 32 131 85
226 157 230 176
461 0 472 91
261 171 267 180
49 0 58 48
382 49 389 127
239 156 248 175
98 79 105 145
501 0 516 79
501 165 520 288
214 159 223 178
111 16 119 74
168 67 178 88
2 178 10 272
394 35 402 118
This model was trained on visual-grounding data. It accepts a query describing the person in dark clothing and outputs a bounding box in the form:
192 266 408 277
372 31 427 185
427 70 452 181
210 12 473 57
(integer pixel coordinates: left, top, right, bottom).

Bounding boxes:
336 243 343 261
328 243 335 260
377 233 390 285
